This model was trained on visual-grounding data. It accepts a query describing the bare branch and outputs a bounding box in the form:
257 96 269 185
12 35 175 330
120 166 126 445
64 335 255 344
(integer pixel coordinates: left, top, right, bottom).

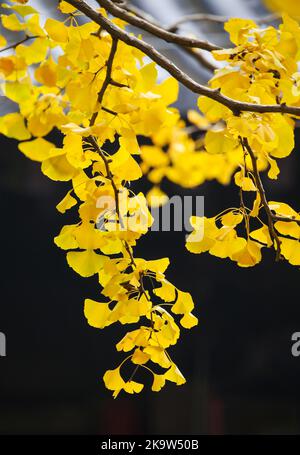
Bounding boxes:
90 37 118 126
122 3 218 72
67 0 300 117
241 137 282 260
167 12 280 32
0 35 38 53
96 0 221 51
272 215 300 224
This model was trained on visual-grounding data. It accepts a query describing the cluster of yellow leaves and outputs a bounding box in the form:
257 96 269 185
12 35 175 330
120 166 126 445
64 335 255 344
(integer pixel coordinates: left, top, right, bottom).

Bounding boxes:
141 111 245 206
200 15 300 180
186 200 300 268
0 0 198 396
183 16 300 268
186 210 268 268
140 16 300 205
2 0 300 395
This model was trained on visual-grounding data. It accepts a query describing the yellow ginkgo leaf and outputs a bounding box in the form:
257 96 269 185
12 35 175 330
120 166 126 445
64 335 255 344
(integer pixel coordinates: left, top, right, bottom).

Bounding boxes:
103 367 125 396
205 129 238 155
198 96 231 122
35 60 57 87
250 192 261 217
280 237 300 265
221 211 243 227
186 216 218 254
123 380 144 395
56 190 77 214
67 250 105 277
250 226 272 246
164 364 186 386
41 150 78 181
5 4 37 17
145 257 170 274
180 312 198 329
154 281 176 302
143 345 171 368
234 170 257 191
268 157 280 180
84 298 112 329
18 138 54 162
45 18 68 42
231 239 262 267
111 148 142 181
274 221 300 239
269 201 300 220
58 1 77 13
172 290 194 314
224 18 256 45
151 374 166 392
54 224 78 250
16 37 48 65
2 13 25 31
264 0 300 18
0 113 30 140
131 348 150 365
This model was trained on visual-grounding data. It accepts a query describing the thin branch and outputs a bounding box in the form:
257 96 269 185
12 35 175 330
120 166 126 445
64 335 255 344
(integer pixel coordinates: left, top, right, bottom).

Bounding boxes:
167 12 280 32
0 35 38 53
90 37 118 126
272 215 300 224
125 241 136 267
87 135 121 221
122 3 217 72
241 137 282 260
96 0 221 51
67 0 300 117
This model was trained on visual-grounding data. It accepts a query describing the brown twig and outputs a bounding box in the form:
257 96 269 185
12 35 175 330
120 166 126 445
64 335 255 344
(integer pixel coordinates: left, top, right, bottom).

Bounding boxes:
167 12 280 32
125 241 136 267
67 0 300 117
272 215 300 224
86 136 120 211
0 35 38 53
96 0 221 51
241 138 282 260
90 37 118 126
122 3 217 72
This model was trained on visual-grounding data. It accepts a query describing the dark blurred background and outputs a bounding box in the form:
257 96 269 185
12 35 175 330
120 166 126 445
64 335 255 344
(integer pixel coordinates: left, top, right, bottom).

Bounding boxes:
1 0 300 435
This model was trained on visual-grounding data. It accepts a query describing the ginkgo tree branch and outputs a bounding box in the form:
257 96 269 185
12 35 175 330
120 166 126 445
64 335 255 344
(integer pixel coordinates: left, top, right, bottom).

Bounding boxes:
90 36 118 126
242 138 282 260
87 36 136 263
167 12 280 32
121 2 218 72
95 0 221 51
67 0 300 118
0 35 38 53
241 138 282 259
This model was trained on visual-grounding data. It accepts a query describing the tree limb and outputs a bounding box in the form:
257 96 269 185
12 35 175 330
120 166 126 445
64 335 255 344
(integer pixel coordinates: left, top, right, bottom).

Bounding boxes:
96 0 221 51
90 36 118 126
167 12 280 32
241 137 282 260
67 0 300 117
121 2 218 72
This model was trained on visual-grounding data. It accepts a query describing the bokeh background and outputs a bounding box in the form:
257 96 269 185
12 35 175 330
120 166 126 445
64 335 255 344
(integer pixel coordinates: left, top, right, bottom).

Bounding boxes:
1 0 300 435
